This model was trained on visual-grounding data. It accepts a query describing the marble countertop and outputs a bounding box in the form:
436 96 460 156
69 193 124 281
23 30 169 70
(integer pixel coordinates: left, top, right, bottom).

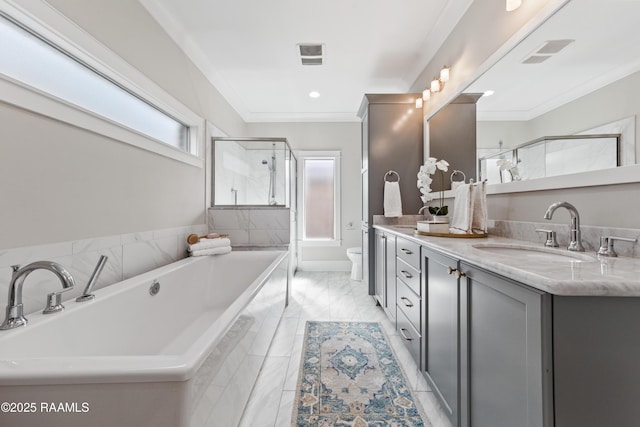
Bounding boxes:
374 225 640 297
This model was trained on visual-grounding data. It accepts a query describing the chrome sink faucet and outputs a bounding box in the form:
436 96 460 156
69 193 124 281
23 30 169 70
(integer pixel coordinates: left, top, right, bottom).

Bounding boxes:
543 201 585 252
0 261 76 330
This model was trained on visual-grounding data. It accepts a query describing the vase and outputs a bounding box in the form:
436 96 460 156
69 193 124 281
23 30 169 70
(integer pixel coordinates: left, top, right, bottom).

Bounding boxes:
432 215 449 223
417 220 449 233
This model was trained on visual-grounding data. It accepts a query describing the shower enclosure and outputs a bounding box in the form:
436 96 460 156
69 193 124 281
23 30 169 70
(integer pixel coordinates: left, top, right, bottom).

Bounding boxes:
212 138 295 207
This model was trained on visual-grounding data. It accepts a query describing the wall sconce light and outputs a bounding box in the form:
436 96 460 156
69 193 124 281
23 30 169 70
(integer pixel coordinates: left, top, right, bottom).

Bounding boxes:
430 78 441 93
415 97 423 108
506 0 522 12
423 65 451 101
440 66 450 83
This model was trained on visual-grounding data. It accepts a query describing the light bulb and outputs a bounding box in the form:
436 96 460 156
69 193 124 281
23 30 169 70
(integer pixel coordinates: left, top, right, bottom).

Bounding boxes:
430 78 441 93
506 0 522 12
440 66 450 82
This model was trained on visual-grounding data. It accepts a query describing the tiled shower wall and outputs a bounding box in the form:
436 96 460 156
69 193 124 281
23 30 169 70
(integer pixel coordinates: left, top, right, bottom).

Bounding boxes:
0 224 208 315
208 207 290 246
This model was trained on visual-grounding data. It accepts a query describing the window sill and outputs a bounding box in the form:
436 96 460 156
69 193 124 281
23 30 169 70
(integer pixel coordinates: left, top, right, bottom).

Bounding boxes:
299 239 342 247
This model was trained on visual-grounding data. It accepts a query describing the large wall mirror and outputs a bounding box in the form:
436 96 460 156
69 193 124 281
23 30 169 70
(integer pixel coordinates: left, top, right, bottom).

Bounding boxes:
464 0 640 193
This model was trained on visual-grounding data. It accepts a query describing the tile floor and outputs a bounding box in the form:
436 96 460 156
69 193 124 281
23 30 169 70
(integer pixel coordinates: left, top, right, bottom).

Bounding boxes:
238 271 453 427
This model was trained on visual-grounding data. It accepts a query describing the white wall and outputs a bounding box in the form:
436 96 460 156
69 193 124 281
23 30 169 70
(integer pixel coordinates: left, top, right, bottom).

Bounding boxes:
0 0 246 250
245 122 361 268
411 0 566 118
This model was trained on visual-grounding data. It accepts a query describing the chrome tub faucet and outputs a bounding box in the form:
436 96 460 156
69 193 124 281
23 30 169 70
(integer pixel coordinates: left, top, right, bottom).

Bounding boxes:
543 201 585 252
76 255 108 302
0 261 76 330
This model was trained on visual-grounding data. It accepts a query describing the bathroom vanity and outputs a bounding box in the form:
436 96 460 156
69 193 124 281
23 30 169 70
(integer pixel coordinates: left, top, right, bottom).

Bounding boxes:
374 224 640 427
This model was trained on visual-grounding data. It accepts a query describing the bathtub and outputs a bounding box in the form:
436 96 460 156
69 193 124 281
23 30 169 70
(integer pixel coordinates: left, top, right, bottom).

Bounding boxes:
0 249 289 427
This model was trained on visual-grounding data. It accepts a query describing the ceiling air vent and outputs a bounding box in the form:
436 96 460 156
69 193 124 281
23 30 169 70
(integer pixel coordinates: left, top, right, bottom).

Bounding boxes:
536 39 574 55
522 39 574 64
522 55 552 64
297 43 325 66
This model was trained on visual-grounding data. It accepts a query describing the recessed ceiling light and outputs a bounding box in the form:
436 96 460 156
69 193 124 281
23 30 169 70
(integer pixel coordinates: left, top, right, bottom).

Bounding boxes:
483 90 495 97
309 91 320 98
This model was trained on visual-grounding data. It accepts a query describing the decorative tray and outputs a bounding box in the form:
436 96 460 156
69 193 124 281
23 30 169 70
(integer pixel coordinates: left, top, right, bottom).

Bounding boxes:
414 230 488 238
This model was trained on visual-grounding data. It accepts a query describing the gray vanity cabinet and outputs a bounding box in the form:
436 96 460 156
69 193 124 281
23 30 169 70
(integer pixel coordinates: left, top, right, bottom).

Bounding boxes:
396 237 422 368
374 229 396 321
422 247 460 426
459 263 552 427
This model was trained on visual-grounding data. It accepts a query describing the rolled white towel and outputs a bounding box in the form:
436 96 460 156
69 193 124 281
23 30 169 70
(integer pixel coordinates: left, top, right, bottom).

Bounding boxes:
189 237 231 252
190 246 232 257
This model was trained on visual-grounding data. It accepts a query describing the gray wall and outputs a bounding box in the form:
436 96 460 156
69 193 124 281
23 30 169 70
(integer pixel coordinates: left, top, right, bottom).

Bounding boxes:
487 183 640 229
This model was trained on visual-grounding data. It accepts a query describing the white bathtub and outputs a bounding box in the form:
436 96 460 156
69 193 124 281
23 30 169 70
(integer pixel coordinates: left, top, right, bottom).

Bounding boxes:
0 249 289 427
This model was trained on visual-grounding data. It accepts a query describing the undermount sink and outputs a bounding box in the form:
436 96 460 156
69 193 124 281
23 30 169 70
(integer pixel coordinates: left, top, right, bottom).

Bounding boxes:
472 243 596 263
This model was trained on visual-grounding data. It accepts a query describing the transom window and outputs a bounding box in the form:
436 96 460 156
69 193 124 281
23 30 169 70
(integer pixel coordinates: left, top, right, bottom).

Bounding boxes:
0 4 202 165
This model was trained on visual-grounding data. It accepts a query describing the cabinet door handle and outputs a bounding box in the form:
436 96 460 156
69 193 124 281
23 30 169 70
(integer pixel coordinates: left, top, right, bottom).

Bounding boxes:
448 266 456 275
400 297 414 308
400 270 413 279
399 328 413 341
400 248 413 255
455 270 466 279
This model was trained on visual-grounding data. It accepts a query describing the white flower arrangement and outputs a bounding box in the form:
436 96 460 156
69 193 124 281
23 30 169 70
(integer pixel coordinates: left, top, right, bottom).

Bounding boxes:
417 157 449 216
496 158 521 182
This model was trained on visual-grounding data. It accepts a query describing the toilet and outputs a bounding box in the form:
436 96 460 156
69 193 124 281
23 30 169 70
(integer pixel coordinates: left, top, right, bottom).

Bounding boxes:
346 247 362 281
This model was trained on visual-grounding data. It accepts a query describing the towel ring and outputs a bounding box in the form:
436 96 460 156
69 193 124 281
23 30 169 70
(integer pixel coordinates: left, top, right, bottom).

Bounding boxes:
384 170 400 182
450 170 466 184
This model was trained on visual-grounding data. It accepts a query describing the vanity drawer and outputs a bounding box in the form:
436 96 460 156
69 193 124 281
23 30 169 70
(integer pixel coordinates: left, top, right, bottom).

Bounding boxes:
397 257 421 296
396 238 421 271
397 278 421 333
397 308 422 370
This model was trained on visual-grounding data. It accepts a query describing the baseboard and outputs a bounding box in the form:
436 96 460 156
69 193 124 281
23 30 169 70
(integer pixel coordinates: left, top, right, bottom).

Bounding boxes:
298 260 351 272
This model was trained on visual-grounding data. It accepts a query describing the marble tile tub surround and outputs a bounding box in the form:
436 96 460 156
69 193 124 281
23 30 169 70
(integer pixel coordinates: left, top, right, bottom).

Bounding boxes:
208 207 290 246
488 219 640 258
0 224 208 316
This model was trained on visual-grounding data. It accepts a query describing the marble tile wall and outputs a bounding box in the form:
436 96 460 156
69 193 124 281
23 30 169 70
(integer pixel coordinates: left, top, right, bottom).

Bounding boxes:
214 143 287 206
209 207 290 246
0 224 208 315
489 219 640 258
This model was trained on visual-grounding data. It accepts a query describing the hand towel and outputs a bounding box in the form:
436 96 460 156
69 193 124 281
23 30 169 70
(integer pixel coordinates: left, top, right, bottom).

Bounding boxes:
471 181 488 233
449 183 474 234
384 181 403 217
190 246 232 257
188 237 231 252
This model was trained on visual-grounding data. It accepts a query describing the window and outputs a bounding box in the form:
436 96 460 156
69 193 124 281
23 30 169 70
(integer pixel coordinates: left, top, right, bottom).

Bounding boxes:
298 151 341 245
0 4 202 166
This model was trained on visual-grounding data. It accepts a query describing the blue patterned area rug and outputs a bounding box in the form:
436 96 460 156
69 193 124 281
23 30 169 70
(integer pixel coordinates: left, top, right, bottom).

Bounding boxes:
293 321 428 427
